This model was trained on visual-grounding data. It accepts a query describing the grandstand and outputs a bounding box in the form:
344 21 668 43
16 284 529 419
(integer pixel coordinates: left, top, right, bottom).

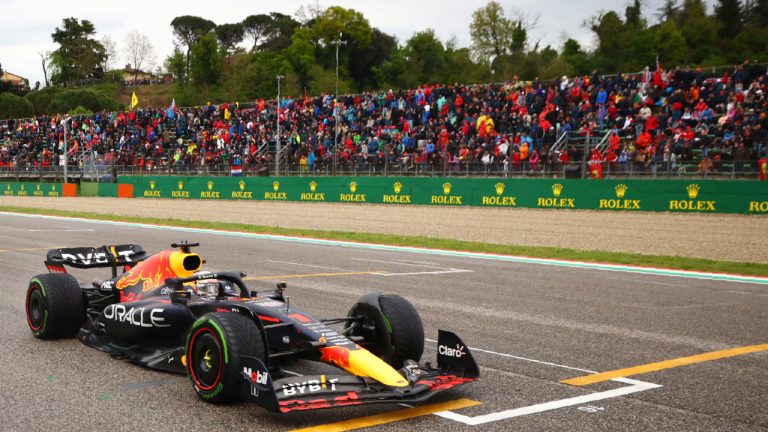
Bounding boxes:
1 63 766 182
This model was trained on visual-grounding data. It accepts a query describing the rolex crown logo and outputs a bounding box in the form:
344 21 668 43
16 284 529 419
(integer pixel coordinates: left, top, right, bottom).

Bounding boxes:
686 184 700 199
207 181 213 191
178 181 184 190
309 181 317 192
272 181 280 191
495 183 505 196
150 180 156 189
393 182 403 194
552 183 564 197
20 185 24 191
51 184 56 191
6 185 10 190
349 181 357 193
442 182 452 194
36 184 41 191
615 184 628 199
239 180 245 191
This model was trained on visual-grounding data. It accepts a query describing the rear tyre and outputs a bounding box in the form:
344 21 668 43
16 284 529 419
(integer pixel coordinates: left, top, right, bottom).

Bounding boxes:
346 294 424 368
25 273 85 339
186 312 265 404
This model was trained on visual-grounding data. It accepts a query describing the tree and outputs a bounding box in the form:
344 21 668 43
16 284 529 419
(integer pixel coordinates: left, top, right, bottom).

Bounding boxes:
190 33 222 87
295 0 325 24
589 11 627 72
242 14 272 51
348 28 396 90
259 13 300 52
747 0 768 26
123 31 156 81
313 7 372 50
469 1 515 63
215 23 245 55
284 27 317 87
679 0 719 64
623 0 655 70
561 39 590 75
654 20 688 67
36 52 53 87
656 0 681 23
170 15 216 79
50 18 106 85
164 47 187 86
715 0 743 39
100 36 118 74
402 30 446 86
311 6 372 88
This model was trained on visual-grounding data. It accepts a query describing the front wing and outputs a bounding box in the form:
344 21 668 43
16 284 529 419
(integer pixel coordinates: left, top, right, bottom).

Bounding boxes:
241 330 479 413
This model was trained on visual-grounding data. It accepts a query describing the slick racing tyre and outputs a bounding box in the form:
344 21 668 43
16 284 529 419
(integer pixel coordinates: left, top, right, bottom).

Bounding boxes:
25 273 86 339
346 294 424 368
186 312 265 404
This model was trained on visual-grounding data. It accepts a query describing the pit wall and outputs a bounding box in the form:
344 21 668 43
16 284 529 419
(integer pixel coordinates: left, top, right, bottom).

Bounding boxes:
2 177 767 214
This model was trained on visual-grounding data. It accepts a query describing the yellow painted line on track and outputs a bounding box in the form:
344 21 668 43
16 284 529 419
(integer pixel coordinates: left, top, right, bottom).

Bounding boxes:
288 398 481 432
562 343 768 386
245 271 385 281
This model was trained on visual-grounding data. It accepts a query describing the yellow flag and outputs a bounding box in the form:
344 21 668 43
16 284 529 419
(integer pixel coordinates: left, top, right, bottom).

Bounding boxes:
131 92 139 109
224 108 231 120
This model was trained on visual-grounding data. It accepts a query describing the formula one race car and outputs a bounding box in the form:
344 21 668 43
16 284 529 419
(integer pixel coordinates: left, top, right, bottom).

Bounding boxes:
24 242 478 412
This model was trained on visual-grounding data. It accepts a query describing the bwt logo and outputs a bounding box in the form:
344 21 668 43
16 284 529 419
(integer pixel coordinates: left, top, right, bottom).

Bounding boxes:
439 343 466 358
243 367 269 386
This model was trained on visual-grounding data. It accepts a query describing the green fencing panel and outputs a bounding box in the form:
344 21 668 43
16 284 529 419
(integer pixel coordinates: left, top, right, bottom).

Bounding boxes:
115 177 767 215
80 182 100 197
2 182 16 196
98 183 118 197
0 182 63 197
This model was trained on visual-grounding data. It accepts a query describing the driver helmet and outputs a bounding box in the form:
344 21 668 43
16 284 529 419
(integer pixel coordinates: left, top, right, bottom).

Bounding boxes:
190 271 219 298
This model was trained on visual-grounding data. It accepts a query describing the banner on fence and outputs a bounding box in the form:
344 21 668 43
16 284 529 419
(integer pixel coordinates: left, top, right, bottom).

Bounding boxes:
1 178 765 215
116 176 768 215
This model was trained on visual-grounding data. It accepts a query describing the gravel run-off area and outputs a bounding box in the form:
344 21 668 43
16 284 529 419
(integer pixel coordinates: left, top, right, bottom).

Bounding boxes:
1 196 767 264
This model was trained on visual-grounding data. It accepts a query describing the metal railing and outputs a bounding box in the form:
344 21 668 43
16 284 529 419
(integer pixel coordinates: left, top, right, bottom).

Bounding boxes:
0 159 761 181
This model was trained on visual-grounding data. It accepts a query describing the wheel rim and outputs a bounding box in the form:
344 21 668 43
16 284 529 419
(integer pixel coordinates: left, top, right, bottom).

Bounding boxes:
189 328 223 391
26 287 44 331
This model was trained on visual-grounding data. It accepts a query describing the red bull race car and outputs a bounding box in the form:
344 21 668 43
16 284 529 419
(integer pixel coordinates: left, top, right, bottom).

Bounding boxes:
24 242 479 412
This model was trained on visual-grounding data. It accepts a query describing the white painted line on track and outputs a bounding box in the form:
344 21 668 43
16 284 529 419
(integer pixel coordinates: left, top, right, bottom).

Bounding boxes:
434 379 662 425
379 269 473 277
353 257 474 276
352 257 462 269
3 211 766 285
267 260 354 272
424 339 662 426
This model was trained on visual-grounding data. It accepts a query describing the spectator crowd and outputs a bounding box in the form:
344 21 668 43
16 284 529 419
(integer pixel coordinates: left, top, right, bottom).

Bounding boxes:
1 61 767 178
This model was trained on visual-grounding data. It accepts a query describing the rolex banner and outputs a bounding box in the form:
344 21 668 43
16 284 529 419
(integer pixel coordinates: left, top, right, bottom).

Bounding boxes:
14 177 762 215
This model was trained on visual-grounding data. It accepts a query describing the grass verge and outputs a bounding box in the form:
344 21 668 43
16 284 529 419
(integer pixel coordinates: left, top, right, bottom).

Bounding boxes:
2 204 767 277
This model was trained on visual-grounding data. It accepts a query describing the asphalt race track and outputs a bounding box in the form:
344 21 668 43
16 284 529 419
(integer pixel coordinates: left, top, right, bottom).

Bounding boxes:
1 212 766 431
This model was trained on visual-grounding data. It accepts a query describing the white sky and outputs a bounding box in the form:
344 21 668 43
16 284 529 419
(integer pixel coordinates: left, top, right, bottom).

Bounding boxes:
0 0 709 86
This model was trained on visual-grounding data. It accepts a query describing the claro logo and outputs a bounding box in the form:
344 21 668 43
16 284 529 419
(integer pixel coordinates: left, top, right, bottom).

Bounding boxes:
439 343 466 358
103 304 170 328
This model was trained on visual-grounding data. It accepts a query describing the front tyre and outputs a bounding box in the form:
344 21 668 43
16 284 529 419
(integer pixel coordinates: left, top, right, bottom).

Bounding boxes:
346 294 424 368
25 273 85 339
186 312 265 404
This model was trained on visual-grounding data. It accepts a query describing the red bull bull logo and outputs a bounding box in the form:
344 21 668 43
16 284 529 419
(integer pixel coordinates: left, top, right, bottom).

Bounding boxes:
320 346 351 368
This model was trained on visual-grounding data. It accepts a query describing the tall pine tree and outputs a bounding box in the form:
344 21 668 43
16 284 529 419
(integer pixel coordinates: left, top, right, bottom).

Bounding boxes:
715 0 743 39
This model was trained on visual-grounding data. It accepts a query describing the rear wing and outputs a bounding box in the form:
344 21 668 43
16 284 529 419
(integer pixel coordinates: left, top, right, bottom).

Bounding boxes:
45 244 147 277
